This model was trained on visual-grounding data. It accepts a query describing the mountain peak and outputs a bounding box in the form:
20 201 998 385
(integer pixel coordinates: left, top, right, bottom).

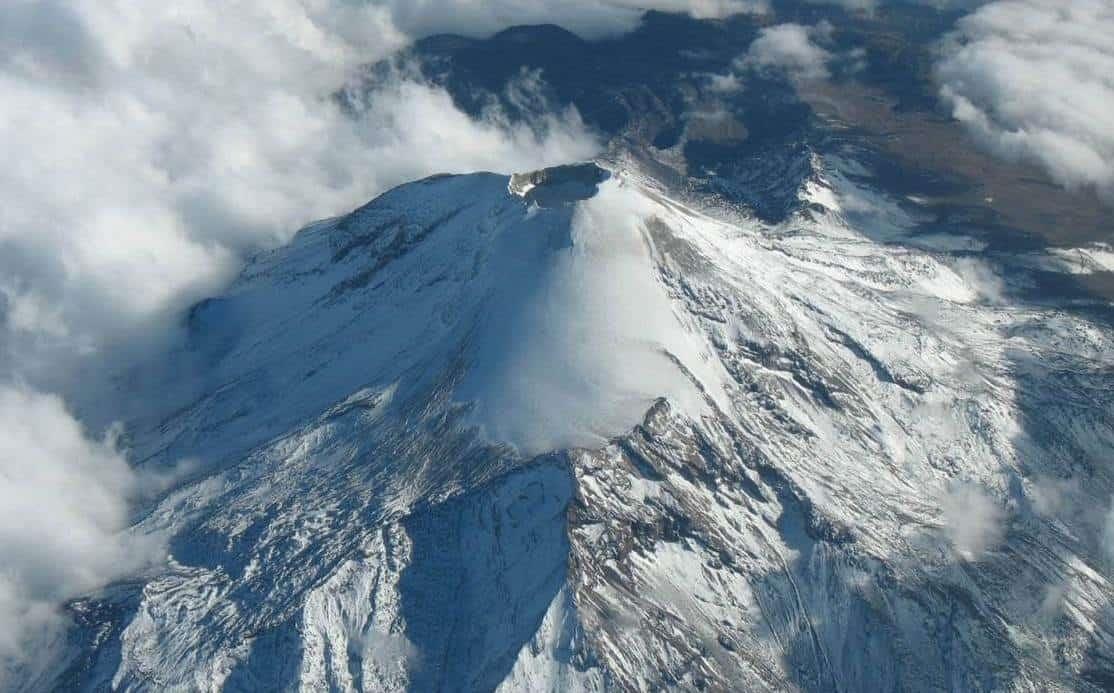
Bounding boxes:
74 159 1114 691
507 161 609 205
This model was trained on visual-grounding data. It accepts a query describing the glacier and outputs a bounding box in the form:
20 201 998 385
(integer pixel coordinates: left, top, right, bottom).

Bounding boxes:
44 153 1114 692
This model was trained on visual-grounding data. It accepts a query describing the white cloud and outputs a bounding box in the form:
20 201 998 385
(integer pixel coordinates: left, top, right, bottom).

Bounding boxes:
807 0 880 11
611 0 769 19
0 1 606 393
951 256 1007 304
939 481 1007 559
741 22 835 82
936 0 1114 202
807 0 989 11
364 0 765 40
0 385 163 685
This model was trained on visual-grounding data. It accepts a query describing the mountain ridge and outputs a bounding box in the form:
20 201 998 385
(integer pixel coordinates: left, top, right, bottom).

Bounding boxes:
45 155 1114 691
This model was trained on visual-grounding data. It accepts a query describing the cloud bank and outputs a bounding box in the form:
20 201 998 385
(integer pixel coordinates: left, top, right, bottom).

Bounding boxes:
0 385 161 683
708 20 847 91
742 22 836 82
0 0 770 389
936 0 1114 201
0 1 611 392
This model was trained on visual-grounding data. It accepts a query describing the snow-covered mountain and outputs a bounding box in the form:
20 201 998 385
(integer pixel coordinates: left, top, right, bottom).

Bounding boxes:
46 148 1114 692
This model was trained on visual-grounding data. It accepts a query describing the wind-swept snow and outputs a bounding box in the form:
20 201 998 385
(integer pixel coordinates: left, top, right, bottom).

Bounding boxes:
462 176 727 454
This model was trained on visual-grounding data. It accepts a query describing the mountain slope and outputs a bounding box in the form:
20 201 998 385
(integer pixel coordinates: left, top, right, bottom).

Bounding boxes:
58 158 1114 692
